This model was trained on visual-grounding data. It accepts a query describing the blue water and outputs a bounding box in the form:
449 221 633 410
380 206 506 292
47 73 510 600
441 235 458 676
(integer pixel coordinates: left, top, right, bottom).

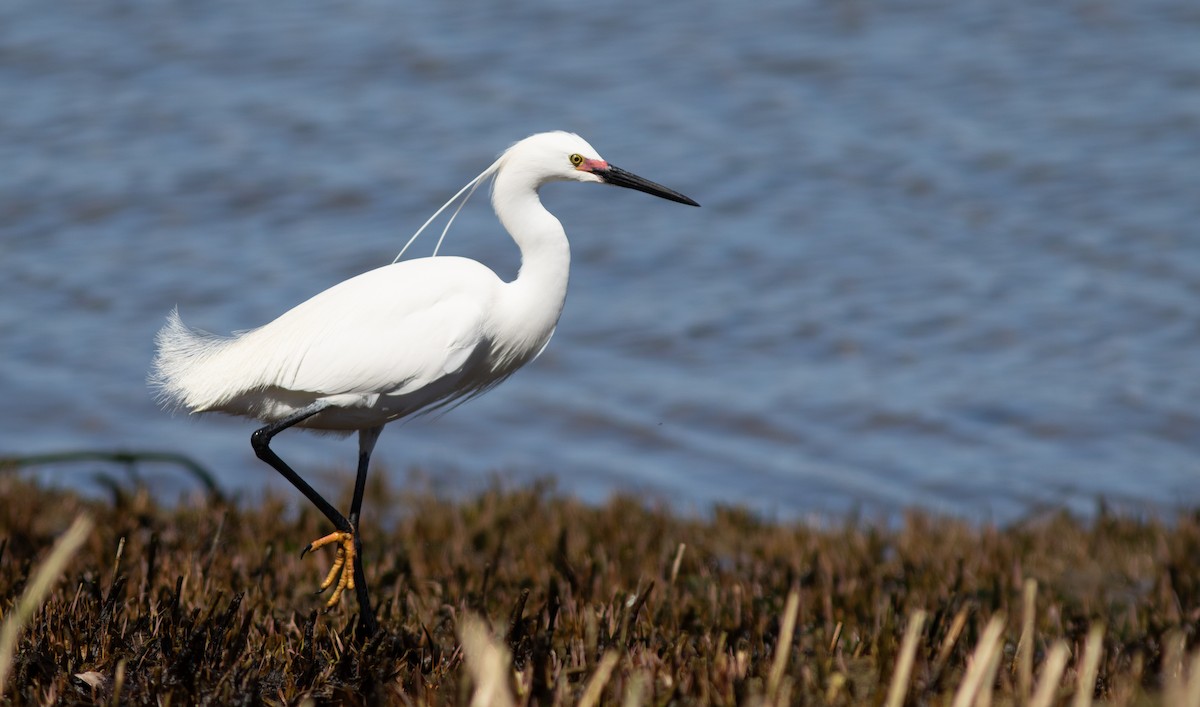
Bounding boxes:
2 1 1198 521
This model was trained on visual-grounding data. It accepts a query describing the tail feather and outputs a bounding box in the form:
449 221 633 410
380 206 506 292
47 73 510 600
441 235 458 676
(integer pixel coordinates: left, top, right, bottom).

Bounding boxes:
149 308 245 412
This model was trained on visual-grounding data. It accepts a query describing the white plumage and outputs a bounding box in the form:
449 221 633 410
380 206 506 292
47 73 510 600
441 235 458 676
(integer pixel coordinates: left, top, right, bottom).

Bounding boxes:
149 131 698 631
153 256 515 430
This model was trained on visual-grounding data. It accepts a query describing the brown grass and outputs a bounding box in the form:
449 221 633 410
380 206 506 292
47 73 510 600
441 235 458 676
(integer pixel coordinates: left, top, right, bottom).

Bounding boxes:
1 470 1199 705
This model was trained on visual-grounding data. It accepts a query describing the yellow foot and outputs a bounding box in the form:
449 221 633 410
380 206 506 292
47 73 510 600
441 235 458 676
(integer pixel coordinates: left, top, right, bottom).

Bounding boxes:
302 530 356 608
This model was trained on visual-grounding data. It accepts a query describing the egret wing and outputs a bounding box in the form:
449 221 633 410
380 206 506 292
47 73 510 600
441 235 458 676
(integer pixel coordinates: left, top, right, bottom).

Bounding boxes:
237 258 497 401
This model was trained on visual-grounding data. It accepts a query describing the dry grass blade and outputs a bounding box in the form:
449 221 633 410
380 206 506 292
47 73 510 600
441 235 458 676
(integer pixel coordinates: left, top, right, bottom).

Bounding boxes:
1028 642 1070 707
951 614 1006 707
885 610 927 707
1016 578 1038 700
74 670 105 689
1071 624 1104 707
458 613 516 707
110 658 126 707
622 670 649 707
1185 648 1200 707
829 621 843 654
578 651 620 707
669 543 686 588
0 513 93 698
1165 631 1186 705
932 606 970 676
767 589 801 702
975 630 1005 707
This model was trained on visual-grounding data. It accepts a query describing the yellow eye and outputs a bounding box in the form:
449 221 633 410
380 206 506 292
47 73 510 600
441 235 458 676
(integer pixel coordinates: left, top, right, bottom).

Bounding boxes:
569 153 585 167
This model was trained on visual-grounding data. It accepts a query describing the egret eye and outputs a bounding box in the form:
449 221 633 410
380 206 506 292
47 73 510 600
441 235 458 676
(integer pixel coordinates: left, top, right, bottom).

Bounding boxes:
569 153 585 167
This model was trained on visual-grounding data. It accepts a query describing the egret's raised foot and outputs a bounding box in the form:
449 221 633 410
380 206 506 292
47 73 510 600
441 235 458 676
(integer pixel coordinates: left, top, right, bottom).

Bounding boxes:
301 530 356 608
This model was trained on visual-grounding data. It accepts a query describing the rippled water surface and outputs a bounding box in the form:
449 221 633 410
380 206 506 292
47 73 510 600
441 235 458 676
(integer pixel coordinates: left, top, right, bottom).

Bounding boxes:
3 1 1198 520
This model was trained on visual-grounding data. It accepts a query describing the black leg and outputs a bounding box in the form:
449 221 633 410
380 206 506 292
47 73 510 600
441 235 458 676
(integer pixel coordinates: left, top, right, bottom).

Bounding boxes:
251 404 381 636
349 426 382 636
350 426 380 522
249 402 350 532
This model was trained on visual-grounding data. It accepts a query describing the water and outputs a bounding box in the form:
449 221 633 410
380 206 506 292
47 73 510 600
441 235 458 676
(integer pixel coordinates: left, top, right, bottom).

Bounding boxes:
2 1 1198 522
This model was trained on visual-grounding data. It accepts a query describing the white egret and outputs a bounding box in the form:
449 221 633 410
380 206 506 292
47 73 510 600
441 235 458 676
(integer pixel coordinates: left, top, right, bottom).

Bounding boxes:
150 131 698 634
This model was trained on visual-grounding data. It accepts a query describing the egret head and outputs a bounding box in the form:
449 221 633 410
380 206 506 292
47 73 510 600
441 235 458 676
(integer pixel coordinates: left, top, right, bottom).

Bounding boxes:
501 131 699 206
393 131 697 264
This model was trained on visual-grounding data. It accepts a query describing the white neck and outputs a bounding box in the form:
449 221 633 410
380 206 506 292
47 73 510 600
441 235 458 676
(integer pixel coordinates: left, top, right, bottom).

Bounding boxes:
487 166 571 359
492 167 570 291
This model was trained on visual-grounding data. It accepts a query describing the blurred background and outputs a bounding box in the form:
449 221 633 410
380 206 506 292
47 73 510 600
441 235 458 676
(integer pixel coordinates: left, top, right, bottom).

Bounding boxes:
2 1 1198 521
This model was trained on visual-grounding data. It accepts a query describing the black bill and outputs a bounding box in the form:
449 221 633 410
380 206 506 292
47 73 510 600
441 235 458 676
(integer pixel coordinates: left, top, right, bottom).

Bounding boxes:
600 165 700 207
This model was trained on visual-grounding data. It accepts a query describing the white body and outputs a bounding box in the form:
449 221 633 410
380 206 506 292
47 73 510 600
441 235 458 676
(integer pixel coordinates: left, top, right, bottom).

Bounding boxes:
151 132 590 431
